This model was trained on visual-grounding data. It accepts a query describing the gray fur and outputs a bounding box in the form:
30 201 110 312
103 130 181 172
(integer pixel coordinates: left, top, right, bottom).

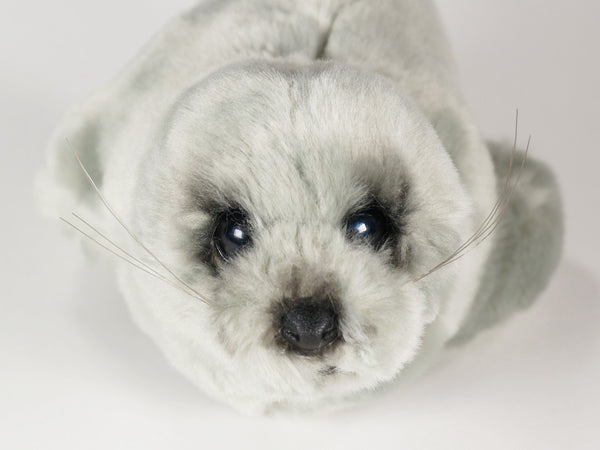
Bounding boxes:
451 143 564 344
37 0 562 413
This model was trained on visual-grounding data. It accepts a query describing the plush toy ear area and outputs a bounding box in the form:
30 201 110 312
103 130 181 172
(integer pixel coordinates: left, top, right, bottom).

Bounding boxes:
450 141 563 344
36 88 119 220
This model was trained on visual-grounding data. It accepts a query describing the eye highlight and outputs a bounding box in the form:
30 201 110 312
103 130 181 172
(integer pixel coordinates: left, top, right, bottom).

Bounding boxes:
344 205 395 250
213 210 252 261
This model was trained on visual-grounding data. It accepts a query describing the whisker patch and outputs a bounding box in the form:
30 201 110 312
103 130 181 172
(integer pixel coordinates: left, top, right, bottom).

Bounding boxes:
62 139 212 304
410 111 529 284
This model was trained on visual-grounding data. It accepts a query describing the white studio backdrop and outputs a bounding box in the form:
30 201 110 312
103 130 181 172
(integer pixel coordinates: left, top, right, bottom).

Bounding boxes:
1 1 598 449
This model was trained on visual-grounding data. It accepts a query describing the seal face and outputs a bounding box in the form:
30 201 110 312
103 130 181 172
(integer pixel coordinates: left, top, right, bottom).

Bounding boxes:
126 62 472 411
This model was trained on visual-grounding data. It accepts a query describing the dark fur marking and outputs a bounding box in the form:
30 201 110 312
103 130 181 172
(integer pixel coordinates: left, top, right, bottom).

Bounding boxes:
346 152 412 267
185 186 255 272
342 184 410 268
319 366 337 376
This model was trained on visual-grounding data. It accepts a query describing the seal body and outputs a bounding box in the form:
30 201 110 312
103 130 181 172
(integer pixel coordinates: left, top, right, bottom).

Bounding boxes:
39 0 562 413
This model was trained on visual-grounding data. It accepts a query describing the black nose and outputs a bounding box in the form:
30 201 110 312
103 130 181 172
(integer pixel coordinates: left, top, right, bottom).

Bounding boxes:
281 300 339 354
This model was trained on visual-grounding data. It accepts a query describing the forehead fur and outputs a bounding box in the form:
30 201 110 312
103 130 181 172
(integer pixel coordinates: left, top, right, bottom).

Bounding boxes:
147 61 465 225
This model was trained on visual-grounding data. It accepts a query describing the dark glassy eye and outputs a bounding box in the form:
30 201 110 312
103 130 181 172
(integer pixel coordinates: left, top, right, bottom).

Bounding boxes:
213 210 251 261
344 206 394 250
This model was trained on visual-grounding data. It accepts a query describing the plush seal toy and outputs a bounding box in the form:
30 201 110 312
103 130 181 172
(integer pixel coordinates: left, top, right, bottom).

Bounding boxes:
38 0 563 413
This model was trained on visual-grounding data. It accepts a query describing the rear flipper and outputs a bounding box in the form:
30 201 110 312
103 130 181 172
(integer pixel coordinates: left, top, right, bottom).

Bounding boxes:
450 142 563 344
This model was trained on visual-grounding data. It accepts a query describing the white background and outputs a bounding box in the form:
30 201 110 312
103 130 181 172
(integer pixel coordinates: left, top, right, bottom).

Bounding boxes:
1 1 598 449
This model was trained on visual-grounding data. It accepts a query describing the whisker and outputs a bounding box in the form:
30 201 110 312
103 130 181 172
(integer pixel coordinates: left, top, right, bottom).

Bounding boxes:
61 217 154 275
436 111 519 261
71 212 164 278
410 111 528 284
420 142 523 275
438 134 529 269
66 139 209 303
456 135 530 255
70 212 211 302
60 216 208 302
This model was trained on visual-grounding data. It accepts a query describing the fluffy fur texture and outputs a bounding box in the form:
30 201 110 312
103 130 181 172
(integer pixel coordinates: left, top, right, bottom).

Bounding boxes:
38 0 562 413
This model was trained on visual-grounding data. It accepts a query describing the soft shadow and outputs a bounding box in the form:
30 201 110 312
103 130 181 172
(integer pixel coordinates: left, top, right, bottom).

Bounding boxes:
335 258 600 417
68 263 221 410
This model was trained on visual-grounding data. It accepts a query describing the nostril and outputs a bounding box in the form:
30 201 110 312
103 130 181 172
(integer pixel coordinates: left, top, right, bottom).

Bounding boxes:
281 327 299 343
280 301 339 354
321 326 338 343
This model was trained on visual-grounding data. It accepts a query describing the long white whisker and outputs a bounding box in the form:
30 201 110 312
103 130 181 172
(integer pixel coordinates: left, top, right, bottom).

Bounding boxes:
439 134 529 267
71 212 164 278
456 111 520 249
420 144 523 275
436 110 519 261
70 212 212 303
410 111 527 284
60 217 207 302
66 139 208 302
456 135 530 255
61 217 155 276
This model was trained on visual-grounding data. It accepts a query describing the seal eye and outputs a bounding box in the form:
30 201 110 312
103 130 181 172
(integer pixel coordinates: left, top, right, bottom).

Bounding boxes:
344 206 393 250
213 210 251 261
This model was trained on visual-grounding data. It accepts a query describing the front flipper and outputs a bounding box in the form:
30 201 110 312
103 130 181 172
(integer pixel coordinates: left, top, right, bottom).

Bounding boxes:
450 142 563 344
